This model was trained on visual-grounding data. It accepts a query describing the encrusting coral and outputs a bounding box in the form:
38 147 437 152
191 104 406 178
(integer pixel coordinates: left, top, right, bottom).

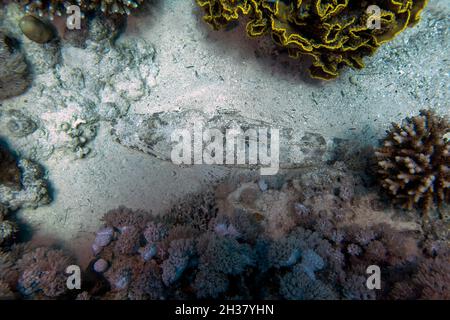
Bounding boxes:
0 31 30 100
375 110 449 216
13 0 143 17
196 0 428 80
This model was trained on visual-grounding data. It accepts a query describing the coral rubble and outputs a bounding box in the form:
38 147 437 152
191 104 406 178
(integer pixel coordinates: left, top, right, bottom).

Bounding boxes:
196 0 428 79
0 31 30 100
375 110 449 215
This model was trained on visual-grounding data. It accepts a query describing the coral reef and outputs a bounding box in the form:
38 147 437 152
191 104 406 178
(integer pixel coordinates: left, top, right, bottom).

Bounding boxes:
375 110 449 216
13 0 143 17
79 163 448 300
196 0 428 79
0 161 448 300
0 30 30 100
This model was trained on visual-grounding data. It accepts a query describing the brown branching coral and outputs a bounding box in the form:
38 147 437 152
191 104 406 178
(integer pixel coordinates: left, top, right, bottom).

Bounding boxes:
375 110 450 215
196 0 428 80
14 0 143 17
16 247 75 299
0 31 30 100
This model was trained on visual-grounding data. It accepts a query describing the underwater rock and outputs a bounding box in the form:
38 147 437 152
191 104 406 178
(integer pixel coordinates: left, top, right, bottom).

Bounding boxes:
19 15 54 44
0 204 18 247
93 258 109 273
0 219 18 247
2 109 38 138
196 0 429 79
88 12 127 43
375 110 449 216
0 143 21 189
92 227 114 255
0 157 50 210
0 31 30 100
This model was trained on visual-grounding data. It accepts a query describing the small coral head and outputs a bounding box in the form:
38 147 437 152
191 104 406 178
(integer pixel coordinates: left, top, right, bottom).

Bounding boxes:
375 110 449 215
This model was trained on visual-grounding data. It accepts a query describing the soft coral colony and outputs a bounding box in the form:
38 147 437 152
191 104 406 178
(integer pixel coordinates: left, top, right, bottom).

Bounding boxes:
196 0 428 80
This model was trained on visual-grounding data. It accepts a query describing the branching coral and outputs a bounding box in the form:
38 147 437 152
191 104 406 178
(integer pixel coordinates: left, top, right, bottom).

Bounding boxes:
196 0 428 79
375 110 449 215
14 0 144 17
1 160 447 300
0 31 30 100
391 254 450 300
83 162 449 300
16 247 74 299
0 239 78 300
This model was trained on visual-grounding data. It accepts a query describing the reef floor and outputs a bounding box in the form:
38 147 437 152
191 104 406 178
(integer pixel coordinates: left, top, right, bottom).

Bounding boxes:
0 0 448 266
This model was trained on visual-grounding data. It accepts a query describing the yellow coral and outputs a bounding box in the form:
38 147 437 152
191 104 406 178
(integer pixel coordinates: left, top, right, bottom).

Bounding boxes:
196 0 428 80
